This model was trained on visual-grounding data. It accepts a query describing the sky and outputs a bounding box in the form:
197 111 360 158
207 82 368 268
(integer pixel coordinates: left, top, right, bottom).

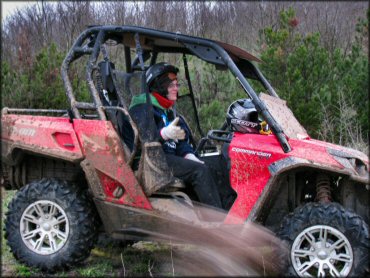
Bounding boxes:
1 1 36 21
1 1 112 23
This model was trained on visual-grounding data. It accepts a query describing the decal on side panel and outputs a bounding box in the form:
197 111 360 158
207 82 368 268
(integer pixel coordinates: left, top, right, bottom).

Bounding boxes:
231 147 272 159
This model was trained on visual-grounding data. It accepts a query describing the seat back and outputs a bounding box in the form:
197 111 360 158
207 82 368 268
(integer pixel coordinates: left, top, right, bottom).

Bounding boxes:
113 70 143 108
95 61 137 164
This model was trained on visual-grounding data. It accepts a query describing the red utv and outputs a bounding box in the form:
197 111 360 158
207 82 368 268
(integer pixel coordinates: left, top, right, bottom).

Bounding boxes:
1 26 369 276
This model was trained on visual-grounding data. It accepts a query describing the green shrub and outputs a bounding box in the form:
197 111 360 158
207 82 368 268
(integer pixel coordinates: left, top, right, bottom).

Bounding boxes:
259 8 368 148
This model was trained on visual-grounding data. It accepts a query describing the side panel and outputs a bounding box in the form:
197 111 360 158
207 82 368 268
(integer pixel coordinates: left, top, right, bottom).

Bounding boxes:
226 134 284 224
73 119 152 210
1 114 83 163
225 133 345 224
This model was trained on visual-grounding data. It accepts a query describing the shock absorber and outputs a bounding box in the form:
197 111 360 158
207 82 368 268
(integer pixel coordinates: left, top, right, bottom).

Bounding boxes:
315 174 332 203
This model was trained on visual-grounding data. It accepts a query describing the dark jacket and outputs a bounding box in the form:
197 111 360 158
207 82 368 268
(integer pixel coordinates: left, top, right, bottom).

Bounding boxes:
129 94 194 157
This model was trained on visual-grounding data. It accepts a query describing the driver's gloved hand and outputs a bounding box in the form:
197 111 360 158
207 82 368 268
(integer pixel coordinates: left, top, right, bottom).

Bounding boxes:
184 153 204 164
160 117 185 141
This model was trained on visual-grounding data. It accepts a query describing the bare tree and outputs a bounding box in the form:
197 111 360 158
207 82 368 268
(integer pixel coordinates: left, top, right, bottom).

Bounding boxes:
56 2 93 50
1 1 367 66
318 89 368 153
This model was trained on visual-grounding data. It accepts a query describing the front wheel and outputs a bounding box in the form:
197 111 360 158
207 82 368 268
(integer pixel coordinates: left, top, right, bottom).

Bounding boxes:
278 202 369 277
5 178 99 271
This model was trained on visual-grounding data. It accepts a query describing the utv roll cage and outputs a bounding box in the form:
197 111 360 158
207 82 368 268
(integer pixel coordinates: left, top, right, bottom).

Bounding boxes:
58 25 291 153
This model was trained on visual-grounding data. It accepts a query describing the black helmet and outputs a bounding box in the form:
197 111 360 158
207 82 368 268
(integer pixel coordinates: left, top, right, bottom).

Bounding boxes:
146 62 179 95
226 99 260 133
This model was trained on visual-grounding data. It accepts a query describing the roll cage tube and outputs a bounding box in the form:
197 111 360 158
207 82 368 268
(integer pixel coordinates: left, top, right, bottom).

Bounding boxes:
61 26 291 152
61 28 105 119
87 30 107 120
236 59 279 98
182 54 205 137
253 66 279 98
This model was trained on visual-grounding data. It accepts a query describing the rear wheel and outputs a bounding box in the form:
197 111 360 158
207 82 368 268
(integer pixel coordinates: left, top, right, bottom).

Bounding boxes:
5 178 99 271
278 202 369 277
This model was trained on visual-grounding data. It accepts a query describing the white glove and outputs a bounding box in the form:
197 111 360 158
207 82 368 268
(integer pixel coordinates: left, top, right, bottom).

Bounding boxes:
160 117 186 141
184 153 204 164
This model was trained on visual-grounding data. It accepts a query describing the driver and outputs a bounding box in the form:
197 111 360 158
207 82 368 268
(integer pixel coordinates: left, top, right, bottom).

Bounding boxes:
129 62 223 209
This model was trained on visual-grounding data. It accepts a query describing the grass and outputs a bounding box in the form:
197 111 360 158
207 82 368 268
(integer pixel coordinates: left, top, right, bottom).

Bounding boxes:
0 189 181 277
1 189 19 277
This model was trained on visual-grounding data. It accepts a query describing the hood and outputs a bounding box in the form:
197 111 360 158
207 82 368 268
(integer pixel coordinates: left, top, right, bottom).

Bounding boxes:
300 138 369 182
305 138 368 163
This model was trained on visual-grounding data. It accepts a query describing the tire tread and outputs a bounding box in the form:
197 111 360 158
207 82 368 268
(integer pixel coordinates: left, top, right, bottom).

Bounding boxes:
278 202 369 277
4 178 99 272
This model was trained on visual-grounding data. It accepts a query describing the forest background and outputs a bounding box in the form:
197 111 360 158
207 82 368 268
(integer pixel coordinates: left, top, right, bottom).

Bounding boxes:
1 1 369 152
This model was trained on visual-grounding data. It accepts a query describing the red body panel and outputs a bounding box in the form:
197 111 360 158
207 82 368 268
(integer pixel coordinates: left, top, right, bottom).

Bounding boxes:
72 119 152 210
225 133 348 224
1 114 83 161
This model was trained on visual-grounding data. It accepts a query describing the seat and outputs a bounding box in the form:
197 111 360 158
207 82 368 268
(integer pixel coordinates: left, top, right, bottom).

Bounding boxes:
114 70 187 195
113 70 142 110
95 61 137 164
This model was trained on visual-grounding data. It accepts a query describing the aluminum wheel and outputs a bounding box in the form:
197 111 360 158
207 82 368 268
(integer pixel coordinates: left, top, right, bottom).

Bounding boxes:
291 225 353 277
20 200 69 255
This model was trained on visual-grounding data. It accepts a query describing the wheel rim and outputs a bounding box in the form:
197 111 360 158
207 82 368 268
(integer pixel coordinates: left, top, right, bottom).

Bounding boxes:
291 225 353 277
20 200 69 255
